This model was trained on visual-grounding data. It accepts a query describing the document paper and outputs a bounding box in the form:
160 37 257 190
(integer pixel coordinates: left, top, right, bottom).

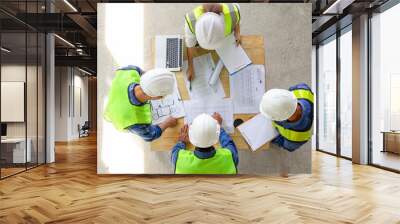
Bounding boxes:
183 98 234 133
150 75 185 124
183 53 225 100
216 34 252 75
229 64 266 114
237 113 279 151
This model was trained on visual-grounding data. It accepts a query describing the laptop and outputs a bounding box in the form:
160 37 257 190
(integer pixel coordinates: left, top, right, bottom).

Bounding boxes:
155 35 183 72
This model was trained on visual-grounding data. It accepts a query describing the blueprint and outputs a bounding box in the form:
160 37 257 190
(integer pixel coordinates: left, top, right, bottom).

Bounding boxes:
229 64 265 114
183 53 225 100
183 98 234 133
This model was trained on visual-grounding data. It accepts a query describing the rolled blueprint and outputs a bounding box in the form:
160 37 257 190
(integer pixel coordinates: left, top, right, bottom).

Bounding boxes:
208 59 224 86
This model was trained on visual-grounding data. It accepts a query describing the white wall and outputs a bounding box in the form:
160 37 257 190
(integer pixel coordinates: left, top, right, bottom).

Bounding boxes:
1 65 37 138
1 64 46 164
54 67 89 141
72 73 89 138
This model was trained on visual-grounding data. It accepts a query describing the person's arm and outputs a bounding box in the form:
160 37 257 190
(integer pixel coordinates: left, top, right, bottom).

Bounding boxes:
187 47 195 81
128 83 144 106
171 141 186 165
184 21 197 81
272 135 304 152
219 128 239 166
234 23 241 46
119 65 143 75
158 117 178 132
289 83 312 91
272 135 284 147
171 124 190 166
211 112 239 166
127 124 162 142
127 116 177 142
281 139 305 152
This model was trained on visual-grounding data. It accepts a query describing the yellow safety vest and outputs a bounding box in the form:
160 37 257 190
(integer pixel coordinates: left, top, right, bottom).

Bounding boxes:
175 148 237 174
185 3 240 37
104 69 152 131
272 89 314 142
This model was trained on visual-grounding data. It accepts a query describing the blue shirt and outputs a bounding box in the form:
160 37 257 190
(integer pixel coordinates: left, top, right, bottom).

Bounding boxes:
171 128 239 169
272 83 314 152
122 65 163 142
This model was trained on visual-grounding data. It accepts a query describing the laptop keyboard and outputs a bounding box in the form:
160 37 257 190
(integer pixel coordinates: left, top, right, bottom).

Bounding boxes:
166 38 182 68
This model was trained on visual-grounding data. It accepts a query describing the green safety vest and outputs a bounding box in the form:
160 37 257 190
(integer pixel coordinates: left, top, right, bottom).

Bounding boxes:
185 3 240 37
104 69 152 131
272 89 314 142
175 148 237 174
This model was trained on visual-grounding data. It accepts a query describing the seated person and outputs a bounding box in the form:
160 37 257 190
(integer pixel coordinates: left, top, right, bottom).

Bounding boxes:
185 3 241 81
259 83 313 177
104 65 177 142
171 113 239 174
259 83 314 152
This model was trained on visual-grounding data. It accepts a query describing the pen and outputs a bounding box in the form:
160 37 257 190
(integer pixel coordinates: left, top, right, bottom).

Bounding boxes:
189 81 192 91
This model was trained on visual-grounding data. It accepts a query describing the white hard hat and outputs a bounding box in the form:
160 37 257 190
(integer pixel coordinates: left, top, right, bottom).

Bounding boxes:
189 113 220 148
195 12 225 50
140 68 175 97
259 89 298 121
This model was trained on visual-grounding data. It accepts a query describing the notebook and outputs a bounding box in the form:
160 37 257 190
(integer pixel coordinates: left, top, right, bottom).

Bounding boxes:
216 34 252 75
238 114 279 151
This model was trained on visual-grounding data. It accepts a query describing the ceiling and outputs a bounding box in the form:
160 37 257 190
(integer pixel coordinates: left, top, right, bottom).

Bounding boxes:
0 0 99 74
311 0 390 44
1 0 396 74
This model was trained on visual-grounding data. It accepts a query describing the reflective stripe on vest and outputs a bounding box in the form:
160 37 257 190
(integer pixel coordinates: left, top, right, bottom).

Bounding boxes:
292 89 314 104
185 3 240 36
272 122 312 142
175 148 237 174
272 89 314 142
104 69 152 131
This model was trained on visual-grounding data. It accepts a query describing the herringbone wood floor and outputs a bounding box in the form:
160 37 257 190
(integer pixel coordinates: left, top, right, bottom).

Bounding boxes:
1 135 400 224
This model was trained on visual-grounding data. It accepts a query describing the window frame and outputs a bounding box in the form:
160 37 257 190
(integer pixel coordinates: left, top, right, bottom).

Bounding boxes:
315 24 353 161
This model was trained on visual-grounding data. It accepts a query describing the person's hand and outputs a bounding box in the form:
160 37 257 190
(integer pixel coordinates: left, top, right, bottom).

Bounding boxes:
212 112 223 125
164 116 178 128
187 64 195 81
178 124 190 144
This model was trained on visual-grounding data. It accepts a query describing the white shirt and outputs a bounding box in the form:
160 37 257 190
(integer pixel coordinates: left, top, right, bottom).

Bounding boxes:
184 3 240 48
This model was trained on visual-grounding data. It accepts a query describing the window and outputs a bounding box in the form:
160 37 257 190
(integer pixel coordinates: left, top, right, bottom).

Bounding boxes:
317 36 337 154
371 3 400 171
0 1 47 179
316 25 353 159
339 28 352 158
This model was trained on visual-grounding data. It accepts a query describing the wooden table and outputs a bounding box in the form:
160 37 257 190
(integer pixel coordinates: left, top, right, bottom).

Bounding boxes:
151 35 270 151
381 131 400 154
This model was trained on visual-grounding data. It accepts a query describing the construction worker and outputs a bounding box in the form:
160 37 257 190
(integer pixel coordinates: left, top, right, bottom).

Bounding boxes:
104 65 178 141
171 113 238 174
259 83 314 151
185 3 241 81
259 83 314 177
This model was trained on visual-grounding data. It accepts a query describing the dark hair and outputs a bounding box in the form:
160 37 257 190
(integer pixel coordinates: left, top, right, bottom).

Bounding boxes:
202 3 222 14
